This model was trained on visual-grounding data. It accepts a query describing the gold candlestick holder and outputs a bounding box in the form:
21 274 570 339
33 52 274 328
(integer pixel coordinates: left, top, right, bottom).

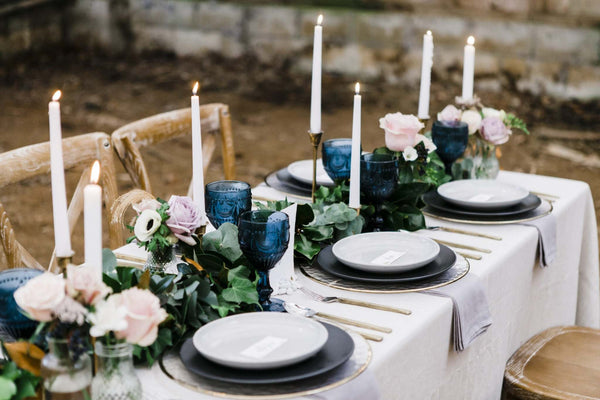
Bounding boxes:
56 256 73 274
419 117 431 133
307 130 323 203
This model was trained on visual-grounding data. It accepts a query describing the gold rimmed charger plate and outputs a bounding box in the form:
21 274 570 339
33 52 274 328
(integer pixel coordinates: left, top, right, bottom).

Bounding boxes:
422 199 553 225
299 255 470 294
157 330 371 399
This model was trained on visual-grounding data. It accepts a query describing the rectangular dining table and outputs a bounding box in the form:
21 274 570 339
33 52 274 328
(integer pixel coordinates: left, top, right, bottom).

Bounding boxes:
136 171 599 400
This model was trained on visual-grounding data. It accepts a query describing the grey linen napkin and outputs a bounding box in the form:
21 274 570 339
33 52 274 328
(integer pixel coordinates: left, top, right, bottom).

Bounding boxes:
425 273 492 352
520 214 557 268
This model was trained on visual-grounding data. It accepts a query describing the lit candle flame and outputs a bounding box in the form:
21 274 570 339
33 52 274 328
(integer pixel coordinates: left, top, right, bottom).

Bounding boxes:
52 90 61 102
317 14 323 25
426 30 432 36
192 82 199 95
355 82 360 94
467 36 475 45
90 160 100 184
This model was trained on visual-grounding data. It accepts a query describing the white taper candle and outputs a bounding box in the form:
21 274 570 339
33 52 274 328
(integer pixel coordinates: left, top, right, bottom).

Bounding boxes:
310 14 323 133
84 160 102 278
349 82 361 209
191 82 207 225
462 36 475 100
48 90 73 258
417 30 434 119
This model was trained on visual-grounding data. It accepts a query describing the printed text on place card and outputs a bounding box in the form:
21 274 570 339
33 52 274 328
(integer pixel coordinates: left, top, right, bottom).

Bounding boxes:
468 194 493 202
240 336 288 359
371 250 406 265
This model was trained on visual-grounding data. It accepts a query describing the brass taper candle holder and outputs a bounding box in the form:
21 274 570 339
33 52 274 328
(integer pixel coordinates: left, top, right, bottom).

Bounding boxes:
307 130 323 202
56 256 73 274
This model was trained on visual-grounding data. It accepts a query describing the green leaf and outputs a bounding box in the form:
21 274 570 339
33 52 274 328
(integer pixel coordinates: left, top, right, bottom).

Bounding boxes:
194 253 226 275
202 223 243 263
0 377 16 400
102 248 117 274
227 265 251 282
296 204 315 227
295 234 322 260
150 275 176 294
221 279 259 305
302 225 334 241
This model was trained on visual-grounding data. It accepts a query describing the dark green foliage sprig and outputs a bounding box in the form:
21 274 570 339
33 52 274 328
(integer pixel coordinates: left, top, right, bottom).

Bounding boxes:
0 360 40 400
102 223 259 366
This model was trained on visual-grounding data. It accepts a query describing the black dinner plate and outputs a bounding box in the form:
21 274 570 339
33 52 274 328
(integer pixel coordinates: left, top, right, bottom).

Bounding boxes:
264 168 313 198
179 322 354 384
316 244 456 283
422 191 541 217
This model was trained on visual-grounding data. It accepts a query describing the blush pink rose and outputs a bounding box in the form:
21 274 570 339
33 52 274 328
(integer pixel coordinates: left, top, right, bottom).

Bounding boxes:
114 287 168 347
379 112 424 151
13 273 65 322
480 117 510 145
66 264 112 305
437 105 462 122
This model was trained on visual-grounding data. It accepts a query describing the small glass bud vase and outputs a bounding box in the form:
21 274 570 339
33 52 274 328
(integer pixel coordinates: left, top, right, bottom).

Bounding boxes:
144 246 179 274
41 337 92 399
452 136 500 180
91 341 142 400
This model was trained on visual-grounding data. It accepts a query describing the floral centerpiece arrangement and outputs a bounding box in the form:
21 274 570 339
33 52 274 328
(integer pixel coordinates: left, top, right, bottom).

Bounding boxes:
12 265 167 399
437 100 528 179
128 195 204 273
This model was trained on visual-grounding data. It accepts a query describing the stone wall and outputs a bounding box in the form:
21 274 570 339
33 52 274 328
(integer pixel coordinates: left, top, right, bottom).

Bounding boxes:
0 0 65 62
63 0 600 100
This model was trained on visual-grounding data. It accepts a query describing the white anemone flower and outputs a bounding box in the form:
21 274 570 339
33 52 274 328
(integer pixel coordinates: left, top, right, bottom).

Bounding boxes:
402 146 418 162
134 209 162 242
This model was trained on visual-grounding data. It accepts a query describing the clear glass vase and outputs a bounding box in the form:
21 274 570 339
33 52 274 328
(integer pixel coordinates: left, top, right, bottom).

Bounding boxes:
451 136 500 180
91 341 142 400
144 246 179 274
41 337 92 399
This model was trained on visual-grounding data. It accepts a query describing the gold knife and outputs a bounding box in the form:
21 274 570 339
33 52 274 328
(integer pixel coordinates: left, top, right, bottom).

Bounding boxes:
334 297 411 315
434 226 502 241
431 238 492 254
315 311 393 333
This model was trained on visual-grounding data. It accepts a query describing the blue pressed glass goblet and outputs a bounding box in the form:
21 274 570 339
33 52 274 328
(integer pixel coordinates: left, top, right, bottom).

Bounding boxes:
238 210 290 312
0 268 43 341
205 180 252 228
431 120 469 174
360 153 399 232
322 138 352 183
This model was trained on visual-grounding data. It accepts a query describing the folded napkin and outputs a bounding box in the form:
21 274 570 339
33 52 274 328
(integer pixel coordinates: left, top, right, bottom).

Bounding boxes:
519 214 557 268
252 183 310 204
270 204 302 295
426 273 492 352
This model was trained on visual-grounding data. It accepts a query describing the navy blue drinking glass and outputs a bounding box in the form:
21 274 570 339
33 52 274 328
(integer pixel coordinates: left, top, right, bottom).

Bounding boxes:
238 210 290 311
361 153 399 231
322 138 353 183
431 120 469 174
205 180 252 228
0 268 43 341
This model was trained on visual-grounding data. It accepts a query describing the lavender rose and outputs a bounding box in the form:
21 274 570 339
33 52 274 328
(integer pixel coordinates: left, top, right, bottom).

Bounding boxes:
379 112 424 151
437 105 461 122
480 117 510 145
166 195 203 245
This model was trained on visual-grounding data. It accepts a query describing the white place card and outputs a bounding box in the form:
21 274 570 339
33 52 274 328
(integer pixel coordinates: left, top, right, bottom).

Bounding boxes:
240 336 288 359
371 250 406 265
468 194 494 202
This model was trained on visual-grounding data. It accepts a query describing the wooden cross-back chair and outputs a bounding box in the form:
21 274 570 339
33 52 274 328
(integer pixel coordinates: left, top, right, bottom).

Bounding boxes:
0 132 119 271
111 103 236 196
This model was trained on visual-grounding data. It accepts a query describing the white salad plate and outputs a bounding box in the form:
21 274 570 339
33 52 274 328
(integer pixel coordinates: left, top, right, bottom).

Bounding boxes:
287 159 334 186
192 312 329 370
437 180 530 210
332 232 441 273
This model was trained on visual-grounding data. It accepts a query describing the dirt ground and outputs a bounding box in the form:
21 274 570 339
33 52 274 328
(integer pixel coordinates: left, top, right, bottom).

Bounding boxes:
0 51 599 267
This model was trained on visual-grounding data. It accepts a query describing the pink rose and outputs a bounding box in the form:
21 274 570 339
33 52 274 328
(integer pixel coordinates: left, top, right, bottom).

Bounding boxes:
379 112 424 151
480 117 510 145
437 105 462 122
14 273 65 322
166 195 203 245
114 287 167 346
133 199 161 214
66 265 112 305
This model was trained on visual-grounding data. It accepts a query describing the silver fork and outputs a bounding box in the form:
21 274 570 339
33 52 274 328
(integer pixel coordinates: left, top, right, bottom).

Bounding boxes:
300 286 411 315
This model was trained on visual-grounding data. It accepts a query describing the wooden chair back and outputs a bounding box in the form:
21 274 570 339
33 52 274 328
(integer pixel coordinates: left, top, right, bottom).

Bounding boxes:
0 132 119 271
111 103 236 195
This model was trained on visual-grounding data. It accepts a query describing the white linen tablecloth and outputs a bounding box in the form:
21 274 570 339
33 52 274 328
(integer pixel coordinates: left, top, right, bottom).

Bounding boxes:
136 171 598 400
